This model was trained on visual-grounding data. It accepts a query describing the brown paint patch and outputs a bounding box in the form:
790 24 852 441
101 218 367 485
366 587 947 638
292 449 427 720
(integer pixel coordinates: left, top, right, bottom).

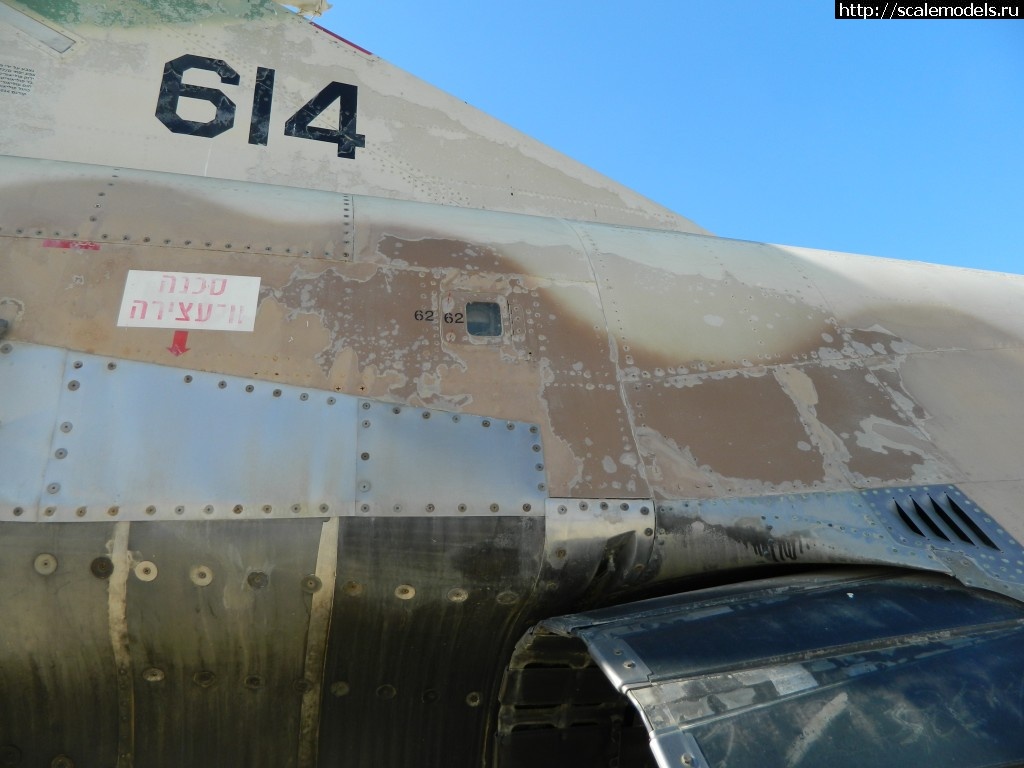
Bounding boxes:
269 266 451 400
801 364 933 482
634 372 825 489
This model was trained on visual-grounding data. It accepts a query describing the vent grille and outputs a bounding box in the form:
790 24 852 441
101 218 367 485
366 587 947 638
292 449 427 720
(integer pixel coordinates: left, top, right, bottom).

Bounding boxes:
892 492 999 551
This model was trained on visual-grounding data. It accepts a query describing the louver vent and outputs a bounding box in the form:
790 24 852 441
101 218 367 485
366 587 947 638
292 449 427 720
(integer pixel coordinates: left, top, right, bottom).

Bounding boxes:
892 492 999 551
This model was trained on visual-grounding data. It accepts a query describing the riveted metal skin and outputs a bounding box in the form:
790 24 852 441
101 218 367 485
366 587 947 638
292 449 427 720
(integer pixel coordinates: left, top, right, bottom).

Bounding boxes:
4 1 1024 765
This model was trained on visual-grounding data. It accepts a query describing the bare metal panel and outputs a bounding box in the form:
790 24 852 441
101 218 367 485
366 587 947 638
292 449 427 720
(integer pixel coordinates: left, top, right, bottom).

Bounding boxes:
123 519 324 767
355 401 546 516
0 522 121 765
0 342 65 518
7 343 359 521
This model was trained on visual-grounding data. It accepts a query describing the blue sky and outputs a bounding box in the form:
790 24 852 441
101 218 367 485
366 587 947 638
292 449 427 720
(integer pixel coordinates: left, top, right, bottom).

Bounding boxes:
317 2 1023 274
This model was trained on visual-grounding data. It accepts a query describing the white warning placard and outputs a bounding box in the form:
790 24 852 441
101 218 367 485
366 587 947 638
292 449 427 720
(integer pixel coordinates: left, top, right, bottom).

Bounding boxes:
117 270 261 332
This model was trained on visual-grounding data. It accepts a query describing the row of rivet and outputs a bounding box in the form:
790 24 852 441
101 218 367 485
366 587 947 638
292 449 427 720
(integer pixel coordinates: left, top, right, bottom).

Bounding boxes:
2 226 339 258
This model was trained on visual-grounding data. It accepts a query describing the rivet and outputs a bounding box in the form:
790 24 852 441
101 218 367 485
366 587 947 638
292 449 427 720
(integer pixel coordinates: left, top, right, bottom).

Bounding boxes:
203 505 213 515
300 393 309 401
106 362 116 371
330 680 350 697
46 483 60 495
218 381 226 389
142 667 165 683
60 422 72 433
422 689 439 703
247 571 269 589
302 574 322 594
342 581 363 597
555 548 567 559
600 502 609 511
244 674 263 689
193 670 216 687
579 502 589 511
145 505 156 515
67 380 79 391
361 420 371 428
465 691 481 707
72 361 83 369
327 397 336 405
641 506 650 515
12 507 23 517
529 425 539 434
482 420 491 428
393 504 402 513
535 463 544 471
262 504 272 514
174 505 185 515
392 406 401 414
489 503 499 513
558 505 567 515
426 503 435 513
447 587 469 603
184 375 193 383
75 507 86 517
361 402 371 410
457 504 467 513
190 566 213 586
107 505 119 516
644 528 654 537
532 444 541 452
376 684 396 699
522 504 532 512
34 553 58 575
537 484 546 491
273 389 282 397
134 561 157 582
359 481 371 493
294 678 313 694
319 503 329 513
91 556 114 579
496 591 518 605
506 422 515 430
245 384 254 393
422 411 430 419
43 507 55 517
395 584 415 600
232 504 243 515
360 503 370 513
452 415 460 423
360 452 370 460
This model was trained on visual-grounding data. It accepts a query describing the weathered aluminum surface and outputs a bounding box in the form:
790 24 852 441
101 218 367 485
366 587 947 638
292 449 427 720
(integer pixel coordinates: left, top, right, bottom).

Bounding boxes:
0 341 62 510
0 342 546 521
355 401 545 516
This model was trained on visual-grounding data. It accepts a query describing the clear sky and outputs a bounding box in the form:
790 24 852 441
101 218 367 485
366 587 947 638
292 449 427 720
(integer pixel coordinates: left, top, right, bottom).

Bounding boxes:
316 2 1023 274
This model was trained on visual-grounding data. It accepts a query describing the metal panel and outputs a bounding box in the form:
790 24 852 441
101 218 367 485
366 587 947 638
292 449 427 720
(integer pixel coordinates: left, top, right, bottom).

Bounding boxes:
653 485 1024 604
0 522 121 766
0 342 65 518
542 497 656 596
123 519 324 767
32 348 357 520
543 570 1024 768
355 401 546 516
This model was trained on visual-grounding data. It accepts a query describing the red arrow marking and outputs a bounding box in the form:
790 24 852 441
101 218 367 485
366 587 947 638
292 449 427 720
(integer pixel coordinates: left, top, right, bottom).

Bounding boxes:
167 330 190 357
